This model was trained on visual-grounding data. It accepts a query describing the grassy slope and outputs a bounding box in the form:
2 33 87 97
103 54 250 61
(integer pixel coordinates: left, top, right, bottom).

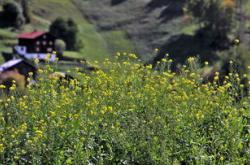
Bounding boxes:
0 29 17 63
30 0 110 62
76 0 198 62
246 1 250 29
0 29 16 51
101 30 135 54
30 0 136 62
0 0 135 63
0 0 198 64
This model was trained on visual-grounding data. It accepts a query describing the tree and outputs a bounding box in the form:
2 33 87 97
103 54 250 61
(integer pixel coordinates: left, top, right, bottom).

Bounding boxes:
49 17 68 39
49 17 82 51
1 1 25 28
186 0 236 46
66 18 78 50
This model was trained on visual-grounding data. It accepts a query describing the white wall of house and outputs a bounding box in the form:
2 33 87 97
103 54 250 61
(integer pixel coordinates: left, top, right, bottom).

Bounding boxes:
14 46 57 62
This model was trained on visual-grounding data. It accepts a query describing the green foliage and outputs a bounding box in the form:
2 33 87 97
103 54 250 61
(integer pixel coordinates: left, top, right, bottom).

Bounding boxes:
0 57 249 164
101 30 136 55
55 39 66 59
0 1 25 28
219 44 250 75
55 39 66 53
186 0 235 41
49 17 83 51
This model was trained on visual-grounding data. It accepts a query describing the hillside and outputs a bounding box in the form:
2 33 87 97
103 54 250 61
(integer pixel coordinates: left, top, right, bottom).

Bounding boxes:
0 0 249 64
31 0 198 61
0 0 134 62
0 0 197 63
74 0 196 61
1 1 250 164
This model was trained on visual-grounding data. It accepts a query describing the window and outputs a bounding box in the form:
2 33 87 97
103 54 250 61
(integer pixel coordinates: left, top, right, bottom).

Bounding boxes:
36 47 40 52
36 41 40 45
43 41 47 45
47 48 52 52
43 35 47 39
49 41 53 45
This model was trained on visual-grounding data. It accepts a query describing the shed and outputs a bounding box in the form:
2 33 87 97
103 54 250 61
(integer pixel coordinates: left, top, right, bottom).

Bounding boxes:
0 59 37 79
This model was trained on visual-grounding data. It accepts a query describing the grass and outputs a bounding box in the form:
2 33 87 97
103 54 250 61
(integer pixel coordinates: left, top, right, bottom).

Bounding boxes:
0 29 17 63
29 0 123 62
0 0 200 63
101 30 136 55
0 57 249 164
181 23 199 35
64 51 83 59
0 0 117 64
246 1 250 15
0 29 16 40
245 1 250 30
30 0 109 61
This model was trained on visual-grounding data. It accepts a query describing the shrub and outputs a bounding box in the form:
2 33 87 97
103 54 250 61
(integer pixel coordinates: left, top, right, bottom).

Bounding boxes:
49 17 82 51
55 39 66 58
0 56 249 164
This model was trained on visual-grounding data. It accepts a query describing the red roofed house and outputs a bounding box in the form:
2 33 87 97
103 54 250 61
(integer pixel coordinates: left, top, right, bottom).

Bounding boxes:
14 31 57 61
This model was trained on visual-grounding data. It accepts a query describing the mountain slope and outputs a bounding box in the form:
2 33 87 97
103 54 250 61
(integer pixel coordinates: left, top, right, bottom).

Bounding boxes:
30 0 110 61
31 0 140 61
0 0 136 62
73 0 196 61
0 0 197 62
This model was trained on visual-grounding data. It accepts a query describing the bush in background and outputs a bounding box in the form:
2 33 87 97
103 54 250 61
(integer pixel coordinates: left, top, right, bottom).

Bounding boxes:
49 17 83 51
55 39 66 59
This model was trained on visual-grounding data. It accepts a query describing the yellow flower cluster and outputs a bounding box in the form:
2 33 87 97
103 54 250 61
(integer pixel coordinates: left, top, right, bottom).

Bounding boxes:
0 54 249 164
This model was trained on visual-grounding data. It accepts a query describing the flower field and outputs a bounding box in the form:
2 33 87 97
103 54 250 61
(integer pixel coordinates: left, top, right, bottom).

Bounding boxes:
0 55 250 164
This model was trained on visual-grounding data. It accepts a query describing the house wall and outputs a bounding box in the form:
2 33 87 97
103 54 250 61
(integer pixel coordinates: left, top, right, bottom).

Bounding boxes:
19 39 35 53
35 34 55 53
18 33 56 54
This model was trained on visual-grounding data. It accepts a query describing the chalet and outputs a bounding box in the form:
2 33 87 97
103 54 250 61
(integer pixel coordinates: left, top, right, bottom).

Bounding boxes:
0 59 36 91
0 59 37 79
14 31 57 62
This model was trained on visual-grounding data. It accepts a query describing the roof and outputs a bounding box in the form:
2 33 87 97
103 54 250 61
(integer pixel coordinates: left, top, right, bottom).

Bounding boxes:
18 31 46 39
0 59 23 72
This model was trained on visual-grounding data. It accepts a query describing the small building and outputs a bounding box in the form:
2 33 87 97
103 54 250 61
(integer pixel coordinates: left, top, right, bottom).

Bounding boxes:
0 59 36 90
14 31 57 62
18 31 55 53
0 59 37 79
